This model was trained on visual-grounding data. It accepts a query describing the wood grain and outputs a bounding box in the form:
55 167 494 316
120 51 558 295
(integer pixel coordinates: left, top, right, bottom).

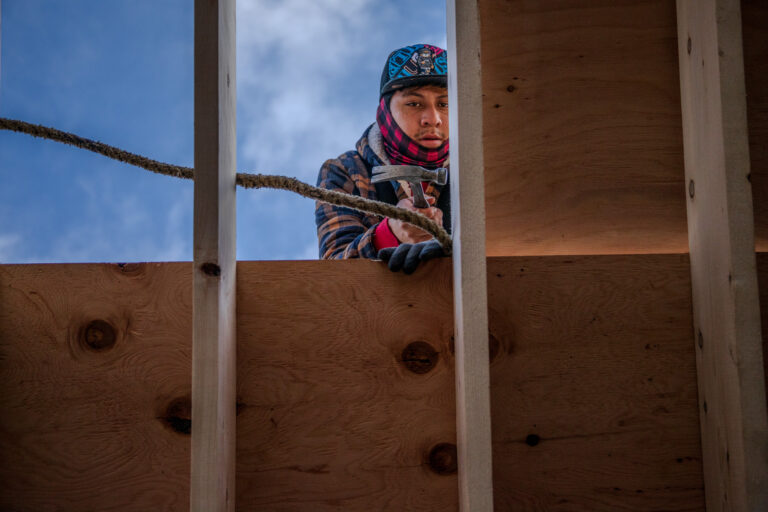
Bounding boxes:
488 254 703 511
0 263 192 511
1 256 709 510
677 1 768 509
480 0 689 256
743 0 768 249
235 260 457 511
755 253 768 410
191 0 237 510
447 0 494 509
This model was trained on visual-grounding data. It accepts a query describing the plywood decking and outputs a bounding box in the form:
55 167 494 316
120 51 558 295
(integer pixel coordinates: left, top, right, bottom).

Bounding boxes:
1 257 704 511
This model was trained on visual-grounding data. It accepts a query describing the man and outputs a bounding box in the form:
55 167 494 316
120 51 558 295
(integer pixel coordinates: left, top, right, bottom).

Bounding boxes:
315 44 449 274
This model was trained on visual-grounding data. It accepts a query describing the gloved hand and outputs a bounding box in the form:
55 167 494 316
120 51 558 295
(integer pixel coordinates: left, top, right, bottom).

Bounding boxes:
377 240 445 274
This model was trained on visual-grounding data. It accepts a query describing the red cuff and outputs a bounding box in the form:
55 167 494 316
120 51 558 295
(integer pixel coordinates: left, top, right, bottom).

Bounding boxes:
373 218 400 251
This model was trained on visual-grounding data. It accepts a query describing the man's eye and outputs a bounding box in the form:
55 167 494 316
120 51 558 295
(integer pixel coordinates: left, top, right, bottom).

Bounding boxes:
439 102 449 108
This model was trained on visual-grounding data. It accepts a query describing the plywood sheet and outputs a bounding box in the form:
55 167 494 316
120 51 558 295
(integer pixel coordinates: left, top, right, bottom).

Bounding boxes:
0 261 457 512
754 252 768 407
0 257 705 510
235 260 457 511
0 262 193 511
488 254 703 510
480 0 689 255
743 0 768 247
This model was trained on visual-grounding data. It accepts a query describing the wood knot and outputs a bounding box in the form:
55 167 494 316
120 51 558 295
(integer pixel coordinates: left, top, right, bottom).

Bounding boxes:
82 320 117 351
163 396 191 435
201 262 221 277
401 341 438 374
428 443 457 475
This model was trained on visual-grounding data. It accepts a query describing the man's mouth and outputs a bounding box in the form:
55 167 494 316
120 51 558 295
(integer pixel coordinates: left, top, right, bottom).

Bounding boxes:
419 133 444 142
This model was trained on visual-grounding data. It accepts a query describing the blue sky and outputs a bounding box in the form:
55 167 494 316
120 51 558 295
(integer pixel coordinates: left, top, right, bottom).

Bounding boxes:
0 0 446 263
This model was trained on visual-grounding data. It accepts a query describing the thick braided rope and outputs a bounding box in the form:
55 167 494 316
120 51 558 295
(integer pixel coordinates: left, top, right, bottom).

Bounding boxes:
0 117 452 253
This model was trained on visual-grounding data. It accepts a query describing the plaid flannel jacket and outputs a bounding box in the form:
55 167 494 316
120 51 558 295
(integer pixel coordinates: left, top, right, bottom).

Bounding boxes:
315 123 446 259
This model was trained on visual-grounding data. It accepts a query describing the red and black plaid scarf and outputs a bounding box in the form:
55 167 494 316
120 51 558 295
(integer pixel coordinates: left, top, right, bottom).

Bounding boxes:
376 97 448 168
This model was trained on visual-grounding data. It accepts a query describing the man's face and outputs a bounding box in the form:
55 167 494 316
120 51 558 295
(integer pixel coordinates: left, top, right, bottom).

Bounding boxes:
389 85 449 149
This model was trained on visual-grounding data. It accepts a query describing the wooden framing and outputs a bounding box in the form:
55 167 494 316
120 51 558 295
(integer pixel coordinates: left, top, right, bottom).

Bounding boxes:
3 0 767 509
676 0 768 510
0 255 705 510
446 1 494 510
191 1 237 511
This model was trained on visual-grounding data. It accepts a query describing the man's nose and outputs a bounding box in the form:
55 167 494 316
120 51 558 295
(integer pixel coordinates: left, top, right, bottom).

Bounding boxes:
420 106 442 126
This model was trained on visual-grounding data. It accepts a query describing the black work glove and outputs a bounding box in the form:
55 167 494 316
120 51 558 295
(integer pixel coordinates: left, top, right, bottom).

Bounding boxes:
377 240 445 274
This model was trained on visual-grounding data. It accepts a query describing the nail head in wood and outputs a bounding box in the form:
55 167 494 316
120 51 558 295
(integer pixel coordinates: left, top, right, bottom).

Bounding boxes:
525 434 541 447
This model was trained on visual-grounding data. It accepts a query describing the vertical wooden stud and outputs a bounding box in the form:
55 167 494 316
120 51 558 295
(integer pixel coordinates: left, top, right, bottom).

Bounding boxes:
447 1 494 511
191 0 237 511
676 1 768 510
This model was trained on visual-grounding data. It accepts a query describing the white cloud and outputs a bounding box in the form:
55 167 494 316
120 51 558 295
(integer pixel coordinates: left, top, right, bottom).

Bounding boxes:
155 187 193 261
34 171 193 263
236 0 382 180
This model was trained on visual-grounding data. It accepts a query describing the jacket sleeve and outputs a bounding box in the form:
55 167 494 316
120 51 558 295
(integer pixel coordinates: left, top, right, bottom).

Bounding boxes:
315 157 381 260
